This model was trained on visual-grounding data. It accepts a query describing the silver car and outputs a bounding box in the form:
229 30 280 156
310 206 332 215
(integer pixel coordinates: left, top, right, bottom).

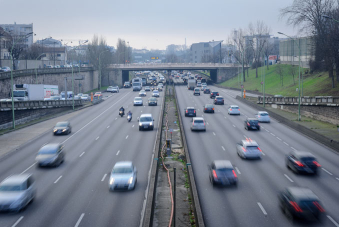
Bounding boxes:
190 117 206 131
109 162 137 191
152 90 160 97
256 111 270 123
236 139 262 159
138 113 154 131
228 105 240 115
36 143 65 167
0 174 36 212
134 97 143 106
81 94 90 101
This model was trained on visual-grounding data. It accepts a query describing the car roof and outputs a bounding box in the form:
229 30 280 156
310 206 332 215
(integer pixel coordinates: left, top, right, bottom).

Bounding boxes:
213 160 233 169
242 140 259 147
230 105 239 108
56 121 69 124
258 111 268 114
1 174 31 185
40 143 60 150
291 150 315 158
286 187 319 201
193 117 204 121
247 118 258 121
215 96 223 98
114 161 133 168
140 113 152 118
187 107 195 109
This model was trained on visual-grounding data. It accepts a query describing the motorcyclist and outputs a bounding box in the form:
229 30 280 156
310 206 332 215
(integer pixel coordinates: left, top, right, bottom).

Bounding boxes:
119 106 125 116
127 110 132 116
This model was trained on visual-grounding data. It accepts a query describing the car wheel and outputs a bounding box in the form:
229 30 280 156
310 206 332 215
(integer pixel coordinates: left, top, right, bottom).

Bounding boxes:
284 207 294 221
133 178 137 190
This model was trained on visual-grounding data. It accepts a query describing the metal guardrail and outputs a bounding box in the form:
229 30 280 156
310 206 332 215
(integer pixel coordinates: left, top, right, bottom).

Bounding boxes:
257 96 339 105
0 67 94 80
0 100 83 110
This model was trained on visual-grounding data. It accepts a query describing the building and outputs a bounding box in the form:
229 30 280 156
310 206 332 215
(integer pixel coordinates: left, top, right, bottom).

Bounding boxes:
0 27 12 67
190 41 222 63
221 44 237 63
0 23 34 48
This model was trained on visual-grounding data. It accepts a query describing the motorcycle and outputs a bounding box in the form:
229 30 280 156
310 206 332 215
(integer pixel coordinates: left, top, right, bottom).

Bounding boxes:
127 114 132 122
119 110 124 117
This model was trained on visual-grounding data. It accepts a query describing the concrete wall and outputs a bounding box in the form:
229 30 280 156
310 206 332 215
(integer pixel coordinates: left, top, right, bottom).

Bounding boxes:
108 69 123 87
1 59 64 70
216 68 239 83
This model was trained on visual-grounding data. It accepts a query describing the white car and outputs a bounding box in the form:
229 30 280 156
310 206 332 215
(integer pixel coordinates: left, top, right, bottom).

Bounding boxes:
197 82 202 87
236 139 262 159
46 65 54 68
109 161 137 191
1 66 11 72
152 90 160 97
256 111 270 123
107 86 114 92
77 93 83 97
158 83 164 88
134 97 143 106
112 86 119 93
138 113 154 131
81 94 90 101
228 105 240 115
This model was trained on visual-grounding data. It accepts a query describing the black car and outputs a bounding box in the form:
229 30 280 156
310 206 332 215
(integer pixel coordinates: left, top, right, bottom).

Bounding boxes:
148 97 157 106
123 82 130 88
210 91 219 98
213 96 224 105
209 160 238 186
279 187 325 221
244 118 260 130
36 143 65 167
53 121 72 135
203 104 215 113
185 107 196 117
286 151 321 174
204 88 211 94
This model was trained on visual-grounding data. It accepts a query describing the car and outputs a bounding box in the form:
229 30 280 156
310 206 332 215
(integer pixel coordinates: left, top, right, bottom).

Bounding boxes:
256 111 271 123
145 86 151 91
158 83 164 88
124 82 131 88
201 83 207 87
236 139 262 159
1 66 11 72
77 93 83 97
107 86 114 92
209 160 238 186
36 143 65 167
157 85 163 91
112 86 119 93
148 97 157 106
139 90 147 97
74 95 81 100
138 113 154 130
134 97 143 106
109 161 137 191
210 91 219 98
228 105 240 115
0 174 36 212
81 94 90 101
197 82 202 87
54 65 60 68
185 107 196 117
190 117 206 131
152 90 160 97
279 187 325 221
94 92 102 97
204 88 211 94
203 104 215 113
46 65 54 68
53 121 72 135
286 150 321 174
244 118 260 130
213 96 224 105
193 88 200 96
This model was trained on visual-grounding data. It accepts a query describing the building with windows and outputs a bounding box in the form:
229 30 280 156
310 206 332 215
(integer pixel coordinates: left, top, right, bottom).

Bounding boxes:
0 27 12 67
0 23 34 48
190 41 222 63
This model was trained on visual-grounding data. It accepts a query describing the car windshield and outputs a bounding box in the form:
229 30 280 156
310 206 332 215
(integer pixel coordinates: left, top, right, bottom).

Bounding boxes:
246 146 259 151
188 109 195 112
206 105 213 108
249 120 258 124
39 146 57 154
216 97 223 100
135 98 142 100
300 157 315 162
0 184 23 191
260 113 269 116
194 120 204 123
232 106 239 109
133 83 140 86
56 122 67 127
140 117 153 122
153 91 159 93
83 95 88 97
112 167 133 174
215 168 234 176
149 98 156 101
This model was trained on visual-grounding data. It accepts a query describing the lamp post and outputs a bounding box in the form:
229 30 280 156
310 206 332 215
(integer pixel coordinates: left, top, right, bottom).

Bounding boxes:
35 53 46 84
99 50 109 90
241 44 252 98
123 41 126 65
10 32 33 129
278 32 301 121
127 41 130 64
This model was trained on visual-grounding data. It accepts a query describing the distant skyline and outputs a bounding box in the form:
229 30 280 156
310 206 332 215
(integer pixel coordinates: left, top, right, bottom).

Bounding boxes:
1 0 299 50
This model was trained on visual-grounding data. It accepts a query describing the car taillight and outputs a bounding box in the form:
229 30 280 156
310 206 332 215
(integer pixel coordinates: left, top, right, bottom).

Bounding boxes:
294 160 304 167
258 123 260 126
215 99 217 101
313 161 321 167
232 170 237 178
230 109 232 111
205 108 207 110
186 110 188 113
204 121 205 126
313 201 325 212
242 147 246 152
212 108 214 110
247 122 250 126
258 147 262 152
194 110 196 113
212 170 218 179
289 201 303 212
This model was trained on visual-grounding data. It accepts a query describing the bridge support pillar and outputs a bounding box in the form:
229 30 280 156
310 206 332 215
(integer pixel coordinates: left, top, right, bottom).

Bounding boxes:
216 68 239 83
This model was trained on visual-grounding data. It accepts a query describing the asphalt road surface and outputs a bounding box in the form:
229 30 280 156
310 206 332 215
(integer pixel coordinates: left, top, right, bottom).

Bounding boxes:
175 85 339 227
0 87 164 227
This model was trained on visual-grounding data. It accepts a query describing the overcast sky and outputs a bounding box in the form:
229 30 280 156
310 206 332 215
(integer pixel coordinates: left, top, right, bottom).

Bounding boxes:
1 0 298 50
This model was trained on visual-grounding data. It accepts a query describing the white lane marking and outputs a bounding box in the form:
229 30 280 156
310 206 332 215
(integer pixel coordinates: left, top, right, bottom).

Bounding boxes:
126 135 129 139
101 174 107 182
54 176 62 184
261 126 264 129
141 111 143 113
235 167 241 174
12 216 24 227
144 106 145 108
132 125 135 127
224 116 227 119
202 114 204 117
336 178 339 181
327 215 339 227
107 125 110 128
206 122 209 125
221 146 225 151
270 133 275 136
79 152 85 157
116 150 120 155
213 132 216 136
261 152 266 156
61 91 131 145
284 174 294 182
257 202 267 216
75 213 85 227
232 125 236 127
115 118 117 120
322 168 333 175
96 136 100 140
41 143 48 147
265 129 269 132
243 135 247 138
21 162 37 174
276 137 282 141
291 147 297 151
283 142 289 146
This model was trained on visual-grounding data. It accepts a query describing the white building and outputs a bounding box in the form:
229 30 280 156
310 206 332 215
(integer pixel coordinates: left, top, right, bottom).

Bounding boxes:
0 23 34 48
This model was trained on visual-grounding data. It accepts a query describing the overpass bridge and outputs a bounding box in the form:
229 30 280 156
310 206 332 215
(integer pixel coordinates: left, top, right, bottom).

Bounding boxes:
108 63 245 84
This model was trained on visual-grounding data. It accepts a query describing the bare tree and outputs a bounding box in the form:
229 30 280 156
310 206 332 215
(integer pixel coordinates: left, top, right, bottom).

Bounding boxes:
288 65 297 85
276 63 285 86
230 28 248 82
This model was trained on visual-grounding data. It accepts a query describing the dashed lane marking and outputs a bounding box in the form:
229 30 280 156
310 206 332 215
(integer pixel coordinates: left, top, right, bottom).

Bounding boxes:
284 174 294 183
283 142 289 146
270 133 275 136
54 176 62 184
107 125 110 128
235 167 241 174
12 216 24 227
74 213 85 227
322 168 333 175
276 137 282 141
126 135 129 139
116 150 120 155
213 132 216 136
221 146 225 151
257 202 267 216
96 136 99 140
232 125 236 128
101 174 107 182
79 152 85 157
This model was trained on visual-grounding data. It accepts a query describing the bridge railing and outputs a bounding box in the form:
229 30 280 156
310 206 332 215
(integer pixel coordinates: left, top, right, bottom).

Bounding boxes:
109 63 244 68
257 96 339 105
0 100 83 110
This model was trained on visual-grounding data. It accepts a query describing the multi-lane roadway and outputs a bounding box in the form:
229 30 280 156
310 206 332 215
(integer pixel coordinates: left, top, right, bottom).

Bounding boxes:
0 87 164 227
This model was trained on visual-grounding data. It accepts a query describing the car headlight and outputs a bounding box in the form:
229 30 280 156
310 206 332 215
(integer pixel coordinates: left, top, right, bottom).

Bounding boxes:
139 123 142 126
150 122 153 126
128 177 133 184
62 129 66 132
10 198 23 209
53 129 57 132
110 178 115 185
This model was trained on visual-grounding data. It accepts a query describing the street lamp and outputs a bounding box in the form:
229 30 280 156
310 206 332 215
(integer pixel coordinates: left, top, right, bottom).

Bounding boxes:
278 32 301 121
10 32 33 129
99 50 110 90
35 53 46 84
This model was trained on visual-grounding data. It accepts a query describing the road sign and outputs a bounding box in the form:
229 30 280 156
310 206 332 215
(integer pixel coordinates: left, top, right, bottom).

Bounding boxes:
150 57 159 60
169 128 173 133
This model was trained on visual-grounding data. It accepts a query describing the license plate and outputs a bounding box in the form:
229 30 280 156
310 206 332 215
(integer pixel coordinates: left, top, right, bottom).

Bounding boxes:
252 126 256 129
144 126 148 128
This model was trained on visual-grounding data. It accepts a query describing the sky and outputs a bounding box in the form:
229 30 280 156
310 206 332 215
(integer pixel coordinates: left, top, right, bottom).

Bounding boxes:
1 0 298 50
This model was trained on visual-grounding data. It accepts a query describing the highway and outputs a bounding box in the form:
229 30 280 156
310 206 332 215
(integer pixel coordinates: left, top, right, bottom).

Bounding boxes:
0 87 164 227
175 84 339 227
